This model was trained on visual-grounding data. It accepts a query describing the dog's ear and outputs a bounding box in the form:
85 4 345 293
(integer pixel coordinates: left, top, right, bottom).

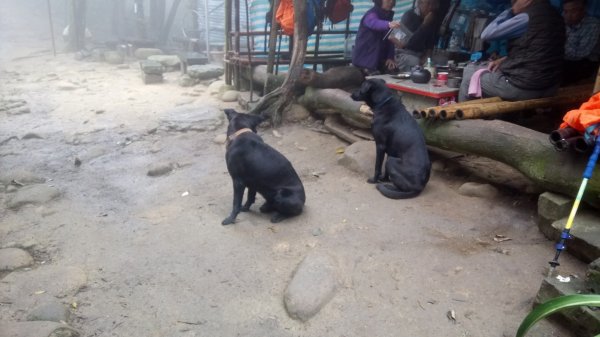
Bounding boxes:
224 109 237 121
360 80 373 94
248 114 266 130
373 78 386 86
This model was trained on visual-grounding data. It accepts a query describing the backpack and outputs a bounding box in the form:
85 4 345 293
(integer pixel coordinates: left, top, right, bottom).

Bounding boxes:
325 0 353 24
276 0 324 36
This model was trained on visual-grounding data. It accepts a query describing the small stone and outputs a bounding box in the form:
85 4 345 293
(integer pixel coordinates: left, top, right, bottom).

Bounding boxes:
220 90 239 102
457 182 498 199
21 133 43 140
284 104 311 122
213 134 227 144
147 163 173 177
26 300 71 322
104 51 124 64
142 72 163 85
179 74 197 87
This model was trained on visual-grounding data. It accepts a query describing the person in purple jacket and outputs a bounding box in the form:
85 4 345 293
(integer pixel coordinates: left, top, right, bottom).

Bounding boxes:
352 0 402 75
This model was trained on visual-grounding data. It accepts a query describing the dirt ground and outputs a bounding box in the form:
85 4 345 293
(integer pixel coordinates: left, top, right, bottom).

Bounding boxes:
0 2 587 337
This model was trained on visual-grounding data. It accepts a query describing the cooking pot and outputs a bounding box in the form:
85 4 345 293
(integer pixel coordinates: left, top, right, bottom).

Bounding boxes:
447 77 462 88
410 66 431 84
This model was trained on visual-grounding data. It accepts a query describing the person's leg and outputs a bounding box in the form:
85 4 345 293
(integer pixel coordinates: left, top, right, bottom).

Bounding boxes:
458 63 487 102
480 72 560 101
395 53 420 72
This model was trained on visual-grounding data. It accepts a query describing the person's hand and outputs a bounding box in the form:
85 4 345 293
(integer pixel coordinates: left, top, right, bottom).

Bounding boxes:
487 56 507 72
385 59 397 71
423 12 435 26
512 0 533 14
388 36 406 48
388 21 401 29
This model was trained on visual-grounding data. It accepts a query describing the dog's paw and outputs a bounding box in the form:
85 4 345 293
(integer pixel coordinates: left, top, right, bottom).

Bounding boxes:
259 203 274 213
221 217 235 225
367 177 378 184
270 213 286 223
241 206 251 212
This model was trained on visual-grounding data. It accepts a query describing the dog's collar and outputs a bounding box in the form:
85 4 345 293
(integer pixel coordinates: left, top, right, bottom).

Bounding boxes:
226 128 253 147
372 96 393 110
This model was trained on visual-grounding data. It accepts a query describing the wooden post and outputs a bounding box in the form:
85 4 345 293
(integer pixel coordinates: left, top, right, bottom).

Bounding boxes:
149 0 166 42
225 0 232 85
47 0 56 56
134 0 146 41
67 0 87 52
234 0 241 90
160 0 182 45
266 0 281 75
111 0 125 41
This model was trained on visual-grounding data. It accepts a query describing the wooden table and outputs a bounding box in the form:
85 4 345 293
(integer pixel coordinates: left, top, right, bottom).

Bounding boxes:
366 74 459 113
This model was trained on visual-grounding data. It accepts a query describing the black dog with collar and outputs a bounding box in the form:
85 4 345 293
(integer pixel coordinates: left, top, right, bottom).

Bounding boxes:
222 109 305 225
351 79 431 199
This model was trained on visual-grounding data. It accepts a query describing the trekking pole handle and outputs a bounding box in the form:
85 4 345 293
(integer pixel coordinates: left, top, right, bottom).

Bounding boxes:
583 138 600 179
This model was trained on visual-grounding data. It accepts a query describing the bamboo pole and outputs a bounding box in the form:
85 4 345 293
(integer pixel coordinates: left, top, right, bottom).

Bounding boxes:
422 83 594 120
419 97 504 120
455 91 591 120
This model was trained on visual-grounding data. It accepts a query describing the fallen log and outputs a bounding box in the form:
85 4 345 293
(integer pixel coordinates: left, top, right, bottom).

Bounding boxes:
298 87 372 129
419 119 600 208
299 87 600 208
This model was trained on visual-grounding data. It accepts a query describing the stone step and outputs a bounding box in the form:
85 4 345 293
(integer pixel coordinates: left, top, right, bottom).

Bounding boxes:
538 192 600 264
535 276 600 337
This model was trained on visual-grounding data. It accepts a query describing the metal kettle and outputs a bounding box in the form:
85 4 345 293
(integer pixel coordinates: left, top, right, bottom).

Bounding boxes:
410 66 431 84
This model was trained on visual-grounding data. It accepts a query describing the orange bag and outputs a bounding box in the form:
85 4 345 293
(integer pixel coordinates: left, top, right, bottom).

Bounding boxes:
276 0 295 36
560 92 600 136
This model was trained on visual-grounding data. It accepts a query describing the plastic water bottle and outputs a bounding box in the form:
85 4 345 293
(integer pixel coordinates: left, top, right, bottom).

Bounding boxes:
426 57 436 81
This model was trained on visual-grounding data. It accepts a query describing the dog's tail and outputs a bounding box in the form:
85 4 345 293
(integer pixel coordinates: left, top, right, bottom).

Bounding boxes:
376 183 422 199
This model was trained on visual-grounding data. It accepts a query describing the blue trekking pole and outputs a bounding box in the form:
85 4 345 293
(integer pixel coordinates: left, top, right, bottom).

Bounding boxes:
548 134 600 277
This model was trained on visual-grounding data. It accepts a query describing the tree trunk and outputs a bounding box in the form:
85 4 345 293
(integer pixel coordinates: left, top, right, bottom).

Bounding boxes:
298 87 600 208
67 0 87 52
427 119 600 208
250 0 308 126
298 87 371 128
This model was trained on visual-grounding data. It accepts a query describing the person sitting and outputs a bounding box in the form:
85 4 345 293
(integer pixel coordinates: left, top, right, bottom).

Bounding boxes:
561 0 600 85
458 0 565 102
352 0 402 75
389 0 442 72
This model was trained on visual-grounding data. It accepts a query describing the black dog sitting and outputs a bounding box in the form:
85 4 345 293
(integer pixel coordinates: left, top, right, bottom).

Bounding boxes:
351 79 431 199
222 109 305 225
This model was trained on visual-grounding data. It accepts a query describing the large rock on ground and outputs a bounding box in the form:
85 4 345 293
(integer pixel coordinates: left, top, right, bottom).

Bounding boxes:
6 185 61 210
0 170 46 185
0 266 87 305
0 248 34 271
134 48 164 60
0 321 79 337
159 106 223 132
337 141 375 178
284 251 339 322
187 64 224 80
